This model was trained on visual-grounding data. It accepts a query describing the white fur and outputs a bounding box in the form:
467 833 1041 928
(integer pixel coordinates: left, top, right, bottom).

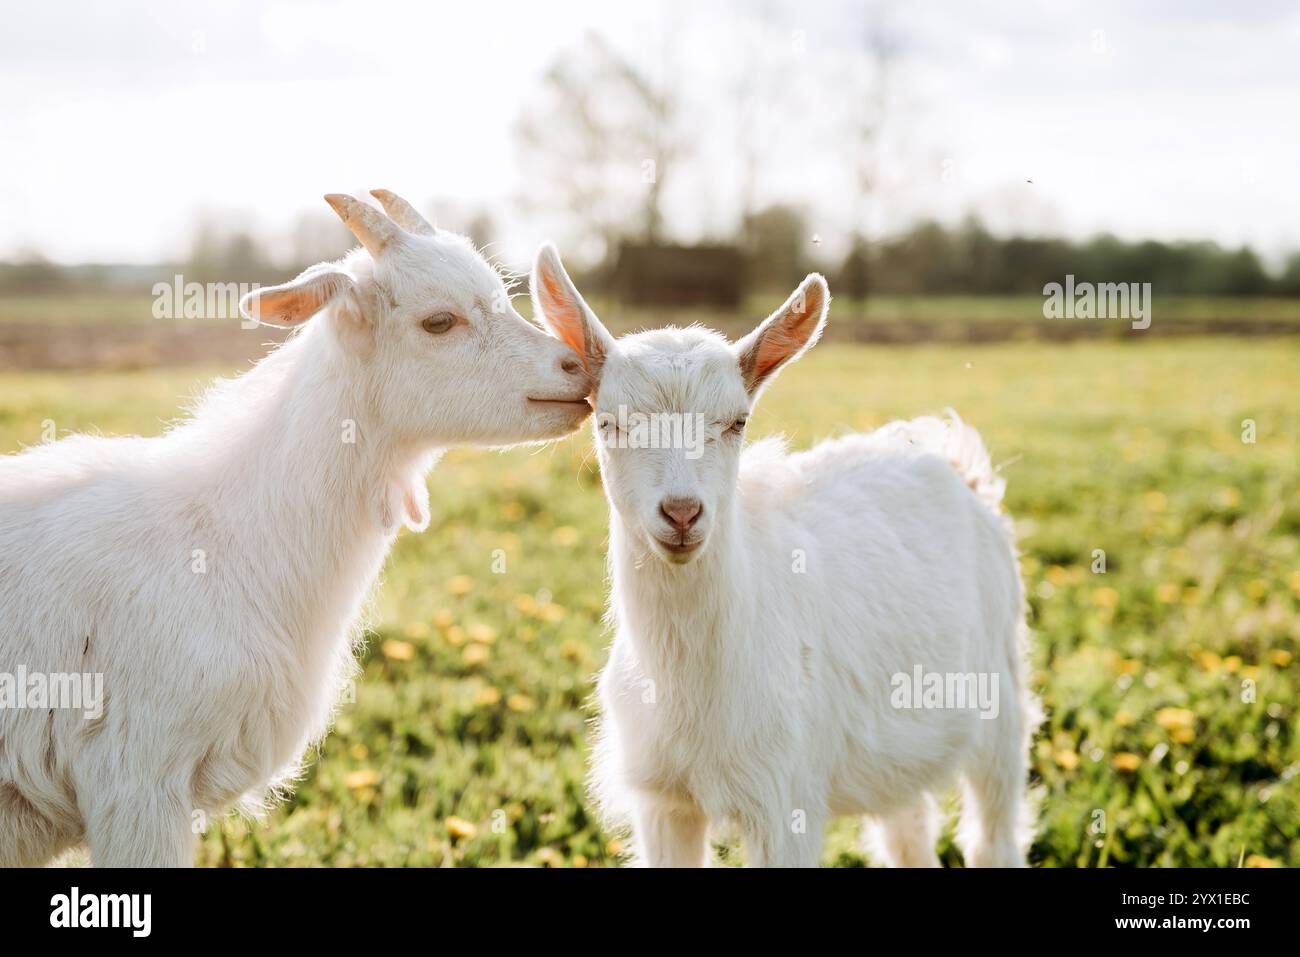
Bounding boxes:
0 194 592 867
531 258 1040 868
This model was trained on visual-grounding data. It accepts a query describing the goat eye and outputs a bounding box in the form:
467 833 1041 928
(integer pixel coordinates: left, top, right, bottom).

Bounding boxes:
728 417 748 435
421 312 457 335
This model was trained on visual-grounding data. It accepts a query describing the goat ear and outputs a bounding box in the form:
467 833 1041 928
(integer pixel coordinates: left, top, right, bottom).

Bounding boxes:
239 266 355 328
531 242 614 374
736 273 829 397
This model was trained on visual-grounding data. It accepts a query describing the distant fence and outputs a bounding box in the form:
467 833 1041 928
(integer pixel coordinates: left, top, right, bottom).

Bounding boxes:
610 243 746 309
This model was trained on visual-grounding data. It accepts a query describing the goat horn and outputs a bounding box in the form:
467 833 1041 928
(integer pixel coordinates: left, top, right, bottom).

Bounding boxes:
323 193 401 258
369 189 436 237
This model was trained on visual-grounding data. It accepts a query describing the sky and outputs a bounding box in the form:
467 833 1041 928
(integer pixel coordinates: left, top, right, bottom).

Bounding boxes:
2 0 1298 267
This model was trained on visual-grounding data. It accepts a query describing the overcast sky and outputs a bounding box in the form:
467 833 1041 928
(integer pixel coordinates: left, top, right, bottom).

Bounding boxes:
2 0 1298 266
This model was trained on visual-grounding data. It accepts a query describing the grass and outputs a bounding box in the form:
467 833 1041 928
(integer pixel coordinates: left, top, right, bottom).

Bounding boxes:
0 291 165 326
1 337 1296 867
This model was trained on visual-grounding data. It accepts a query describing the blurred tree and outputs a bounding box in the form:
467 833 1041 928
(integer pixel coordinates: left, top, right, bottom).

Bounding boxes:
1213 247 1270 296
1278 252 1300 295
843 6 901 310
728 2 794 226
851 220 1290 296
185 214 273 284
741 204 809 291
514 32 686 262
289 209 353 273
0 248 65 292
463 211 497 253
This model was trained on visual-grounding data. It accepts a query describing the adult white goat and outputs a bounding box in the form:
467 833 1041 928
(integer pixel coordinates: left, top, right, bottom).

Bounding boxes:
0 192 592 867
532 245 1039 867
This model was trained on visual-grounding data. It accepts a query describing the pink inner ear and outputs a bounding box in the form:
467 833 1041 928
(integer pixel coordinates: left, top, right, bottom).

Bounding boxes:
250 282 330 326
752 331 791 380
754 293 819 378
540 271 588 368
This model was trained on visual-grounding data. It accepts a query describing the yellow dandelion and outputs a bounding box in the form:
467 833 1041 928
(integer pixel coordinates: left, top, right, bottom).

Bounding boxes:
501 501 524 521
1222 655 1241 674
444 625 466 646
468 622 498 644
572 854 589 868
1245 579 1268 601
1115 709 1135 727
535 847 562 867
1171 727 1196 744
446 816 478 840
1156 583 1179 603
1270 649 1293 668
1155 707 1195 731
552 525 579 547
1054 749 1080 770
560 638 585 661
1113 753 1142 772
1143 491 1167 513
513 593 538 615
1245 854 1280 868
474 686 502 707
1047 565 1069 586
382 638 416 662
507 693 536 713
403 621 429 639
605 838 624 857
432 608 454 629
345 769 380 790
1197 651 1222 673
1290 570 1300 595
537 602 566 623
1093 587 1120 609
1117 659 1142 676
1241 666 1261 681
446 574 474 596
462 643 489 666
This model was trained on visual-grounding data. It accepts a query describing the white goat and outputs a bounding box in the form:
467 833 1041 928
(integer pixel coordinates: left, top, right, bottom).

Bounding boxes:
0 192 593 867
532 246 1039 867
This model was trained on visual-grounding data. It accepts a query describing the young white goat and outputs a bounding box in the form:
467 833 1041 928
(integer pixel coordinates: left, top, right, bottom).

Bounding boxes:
532 245 1039 867
0 192 593 867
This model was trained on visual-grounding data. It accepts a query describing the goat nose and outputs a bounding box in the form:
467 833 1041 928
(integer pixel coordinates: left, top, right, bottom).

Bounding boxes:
659 496 703 531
